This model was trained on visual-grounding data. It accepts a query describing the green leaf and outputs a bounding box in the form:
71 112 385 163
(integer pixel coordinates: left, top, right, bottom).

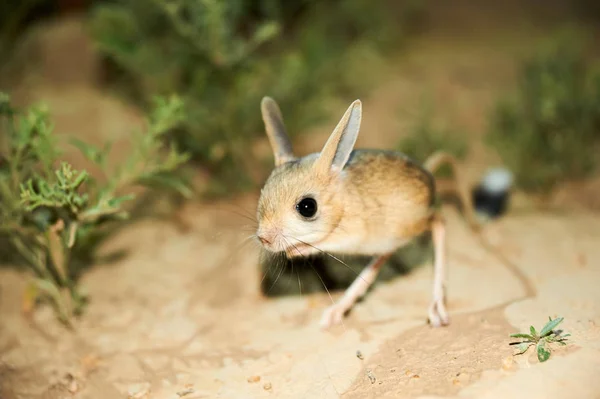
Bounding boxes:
530 325 538 338
71 138 108 166
540 316 564 337
545 335 557 342
251 21 280 46
136 173 193 198
510 333 535 340
106 194 136 209
148 95 185 136
537 341 551 362
72 169 88 190
515 342 533 355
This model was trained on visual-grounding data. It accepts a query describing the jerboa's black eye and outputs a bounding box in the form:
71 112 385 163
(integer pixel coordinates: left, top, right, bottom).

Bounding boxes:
296 197 317 218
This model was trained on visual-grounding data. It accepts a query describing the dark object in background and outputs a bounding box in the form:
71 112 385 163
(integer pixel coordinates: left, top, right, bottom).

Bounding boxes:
472 168 514 219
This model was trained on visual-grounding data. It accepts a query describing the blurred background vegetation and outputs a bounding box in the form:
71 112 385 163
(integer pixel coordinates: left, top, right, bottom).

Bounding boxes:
88 0 424 196
487 32 600 193
1 0 600 318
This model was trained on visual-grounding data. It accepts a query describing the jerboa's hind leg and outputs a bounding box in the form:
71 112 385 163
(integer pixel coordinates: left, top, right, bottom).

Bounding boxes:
428 213 449 327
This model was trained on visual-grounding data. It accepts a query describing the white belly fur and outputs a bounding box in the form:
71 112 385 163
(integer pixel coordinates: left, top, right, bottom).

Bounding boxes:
318 234 411 256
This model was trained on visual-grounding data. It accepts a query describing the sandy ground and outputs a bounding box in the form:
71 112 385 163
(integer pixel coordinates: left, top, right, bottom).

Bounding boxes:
2 3 600 398
1 202 599 399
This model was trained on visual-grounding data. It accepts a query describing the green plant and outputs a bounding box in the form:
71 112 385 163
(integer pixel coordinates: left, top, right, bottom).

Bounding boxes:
89 0 423 196
510 316 571 362
0 92 190 324
398 103 468 177
487 33 600 193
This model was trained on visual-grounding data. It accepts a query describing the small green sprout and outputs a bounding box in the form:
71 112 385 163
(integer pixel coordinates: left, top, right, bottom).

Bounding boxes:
510 316 571 362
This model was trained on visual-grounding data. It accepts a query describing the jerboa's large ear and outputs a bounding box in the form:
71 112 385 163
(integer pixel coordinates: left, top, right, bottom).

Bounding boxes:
261 96 296 166
314 100 362 175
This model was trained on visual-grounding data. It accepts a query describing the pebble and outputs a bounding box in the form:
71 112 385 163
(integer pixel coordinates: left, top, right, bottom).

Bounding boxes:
366 370 376 384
